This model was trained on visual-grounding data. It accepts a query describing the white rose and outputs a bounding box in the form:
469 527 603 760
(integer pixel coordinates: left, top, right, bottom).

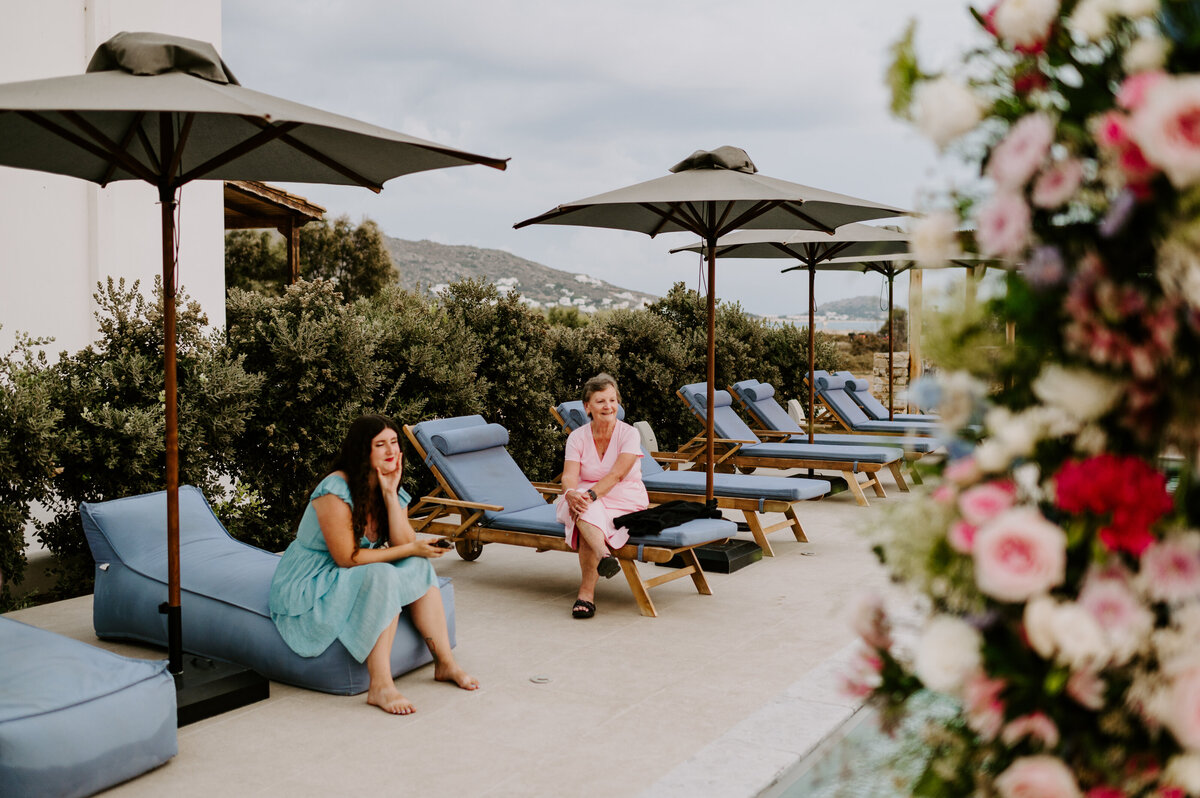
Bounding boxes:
994 0 1062 48
1049 602 1111 670
911 210 962 266
1032 364 1124 423
974 439 1014 474
1165 753 1200 794
1024 595 1059 659
1124 33 1169 74
915 77 985 148
1117 0 1159 17
915 615 983 693
1068 0 1114 42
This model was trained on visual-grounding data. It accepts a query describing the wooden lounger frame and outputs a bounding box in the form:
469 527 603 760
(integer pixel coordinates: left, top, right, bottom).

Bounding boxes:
807 383 938 439
674 390 908 508
726 386 927 487
403 424 718 618
549 406 811 557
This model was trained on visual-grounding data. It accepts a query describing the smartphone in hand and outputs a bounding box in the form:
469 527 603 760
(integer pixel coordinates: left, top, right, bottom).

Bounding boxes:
432 538 454 549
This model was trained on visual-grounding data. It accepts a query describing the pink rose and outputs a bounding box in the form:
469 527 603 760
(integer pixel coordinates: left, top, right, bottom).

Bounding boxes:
987 112 1056 189
1118 70 1168 111
1130 75 1200 188
1138 533 1200 605
1096 111 1132 149
932 483 957 504
959 481 1017 525
1164 666 1200 751
949 520 978 553
975 191 1032 259
1085 789 1126 798
945 456 983 486
995 755 1082 798
850 591 893 650
1079 574 1152 665
964 673 1007 740
838 646 883 699
1067 669 1106 710
1002 712 1061 749
973 508 1068 602
1032 159 1084 209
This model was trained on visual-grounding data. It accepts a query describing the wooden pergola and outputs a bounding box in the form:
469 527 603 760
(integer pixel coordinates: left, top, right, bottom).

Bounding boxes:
223 180 325 283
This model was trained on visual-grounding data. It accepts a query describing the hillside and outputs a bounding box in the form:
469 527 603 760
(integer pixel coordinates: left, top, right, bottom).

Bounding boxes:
816 294 897 320
384 237 658 312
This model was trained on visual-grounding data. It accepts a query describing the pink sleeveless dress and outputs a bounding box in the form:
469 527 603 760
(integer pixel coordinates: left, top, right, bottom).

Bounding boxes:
554 420 649 549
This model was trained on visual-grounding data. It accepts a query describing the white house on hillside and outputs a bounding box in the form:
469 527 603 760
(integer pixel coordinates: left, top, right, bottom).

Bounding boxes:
0 0 225 357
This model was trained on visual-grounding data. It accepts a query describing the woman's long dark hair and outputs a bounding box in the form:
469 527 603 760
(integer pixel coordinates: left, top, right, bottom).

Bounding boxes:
327 413 402 548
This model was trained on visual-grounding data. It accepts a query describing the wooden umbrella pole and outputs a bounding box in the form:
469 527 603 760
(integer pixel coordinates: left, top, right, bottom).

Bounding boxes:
160 180 182 676
808 265 815 444
705 237 716 501
888 272 895 420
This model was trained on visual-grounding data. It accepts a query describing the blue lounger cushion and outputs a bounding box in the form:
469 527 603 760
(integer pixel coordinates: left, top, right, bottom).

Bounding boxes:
431 423 509 455
487 502 732 548
0 617 176 798
729 380 940 454
555 401 829 501
80 487 455 696
678 382 904 466
411 415 738 545
812 373 941 435
837 371 941 423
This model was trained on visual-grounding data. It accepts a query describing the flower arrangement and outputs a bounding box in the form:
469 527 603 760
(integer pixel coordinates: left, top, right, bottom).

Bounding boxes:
855 1 1200 795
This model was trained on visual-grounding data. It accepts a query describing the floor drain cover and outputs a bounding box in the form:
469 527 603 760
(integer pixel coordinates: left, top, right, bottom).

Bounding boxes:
529 675 552 684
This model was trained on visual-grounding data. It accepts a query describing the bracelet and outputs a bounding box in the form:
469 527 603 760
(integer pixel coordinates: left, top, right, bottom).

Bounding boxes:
587 489 598 501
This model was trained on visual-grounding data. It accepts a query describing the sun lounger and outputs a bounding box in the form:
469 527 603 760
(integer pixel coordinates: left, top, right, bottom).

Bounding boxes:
0 617 177 798
833 370 941 423
81 486 456 695
677 383 907 507
405 415 737 617
809 371 941 436
728 379 940 486
551 401 829 556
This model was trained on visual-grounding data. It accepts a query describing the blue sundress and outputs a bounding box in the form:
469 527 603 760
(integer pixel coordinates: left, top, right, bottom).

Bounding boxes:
269 473 438 663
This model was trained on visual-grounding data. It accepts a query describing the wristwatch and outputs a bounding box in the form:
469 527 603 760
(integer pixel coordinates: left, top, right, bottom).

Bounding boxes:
586 489 598 501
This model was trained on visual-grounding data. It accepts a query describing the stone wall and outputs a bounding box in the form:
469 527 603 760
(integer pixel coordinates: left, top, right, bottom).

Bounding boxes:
870 351 909 410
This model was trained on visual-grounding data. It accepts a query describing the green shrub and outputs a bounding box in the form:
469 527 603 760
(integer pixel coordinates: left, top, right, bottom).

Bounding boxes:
545 322 619 409
225 280 381 549
438 280 560 480
596 308 695 449
0 332 60 610
38 279 261 597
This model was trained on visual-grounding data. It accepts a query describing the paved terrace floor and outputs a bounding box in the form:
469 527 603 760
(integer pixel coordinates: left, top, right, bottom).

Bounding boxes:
5 467 916 798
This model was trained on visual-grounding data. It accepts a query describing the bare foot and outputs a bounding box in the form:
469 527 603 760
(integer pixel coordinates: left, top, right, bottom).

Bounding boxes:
367 684 415 715
435 662 479 691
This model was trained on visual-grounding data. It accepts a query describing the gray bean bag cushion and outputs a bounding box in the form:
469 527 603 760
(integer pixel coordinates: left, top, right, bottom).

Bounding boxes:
0 616 176 798
80 486 455 695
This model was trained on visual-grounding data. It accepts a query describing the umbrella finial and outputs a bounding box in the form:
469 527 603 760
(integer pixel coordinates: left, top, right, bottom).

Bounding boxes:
87 31 239 85
670 146 757 175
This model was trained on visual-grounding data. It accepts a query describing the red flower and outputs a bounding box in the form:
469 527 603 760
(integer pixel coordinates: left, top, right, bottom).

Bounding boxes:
1054 455 1173 555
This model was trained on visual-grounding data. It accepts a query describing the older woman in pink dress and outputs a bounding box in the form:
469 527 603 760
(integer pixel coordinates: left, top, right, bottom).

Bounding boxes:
555 373 649 619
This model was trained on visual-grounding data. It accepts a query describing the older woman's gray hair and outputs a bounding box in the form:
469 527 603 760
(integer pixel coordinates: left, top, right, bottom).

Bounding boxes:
582 373 621 405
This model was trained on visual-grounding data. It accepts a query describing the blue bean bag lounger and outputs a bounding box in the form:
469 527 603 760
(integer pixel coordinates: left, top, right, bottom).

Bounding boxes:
0 616 177 798
80 486 455 695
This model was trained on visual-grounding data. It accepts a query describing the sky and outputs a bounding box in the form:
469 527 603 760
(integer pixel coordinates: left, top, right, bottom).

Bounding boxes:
221 0 994 317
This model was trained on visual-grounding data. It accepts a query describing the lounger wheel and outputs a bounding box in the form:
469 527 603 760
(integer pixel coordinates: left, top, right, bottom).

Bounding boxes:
737 465 757 474
714 462 736 474
455 538 484 561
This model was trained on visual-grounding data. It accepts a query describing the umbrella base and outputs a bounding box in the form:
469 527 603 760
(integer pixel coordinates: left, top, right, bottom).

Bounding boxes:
174 655 269 727
655 539 763 574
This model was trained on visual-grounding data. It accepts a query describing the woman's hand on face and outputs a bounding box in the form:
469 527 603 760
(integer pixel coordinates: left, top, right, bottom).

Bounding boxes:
377 452 404 497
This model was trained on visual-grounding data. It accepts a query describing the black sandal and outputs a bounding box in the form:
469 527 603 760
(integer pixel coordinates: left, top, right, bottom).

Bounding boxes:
572 599 596 619
597 555 621 579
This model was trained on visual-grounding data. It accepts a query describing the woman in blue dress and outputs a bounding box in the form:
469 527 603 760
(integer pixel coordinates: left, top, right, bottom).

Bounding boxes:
269 414 478 714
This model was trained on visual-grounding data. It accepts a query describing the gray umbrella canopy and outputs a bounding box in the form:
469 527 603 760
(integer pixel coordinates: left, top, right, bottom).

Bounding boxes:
672 224 910 441
515 147 906 499
0 31 508 674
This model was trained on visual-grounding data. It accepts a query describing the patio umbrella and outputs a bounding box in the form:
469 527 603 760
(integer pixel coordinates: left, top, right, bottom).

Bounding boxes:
514 147 905 498
824 253 1011 417
0 31 508 676
671 224 910 442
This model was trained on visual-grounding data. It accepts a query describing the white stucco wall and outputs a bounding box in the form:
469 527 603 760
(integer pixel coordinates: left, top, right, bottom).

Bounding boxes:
0 0 224 357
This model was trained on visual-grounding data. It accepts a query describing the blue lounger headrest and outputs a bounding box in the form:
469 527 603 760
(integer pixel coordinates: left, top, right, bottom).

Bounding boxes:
743 381 774 401
845 377 871 392
431 423 509 456
816 373 848 391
